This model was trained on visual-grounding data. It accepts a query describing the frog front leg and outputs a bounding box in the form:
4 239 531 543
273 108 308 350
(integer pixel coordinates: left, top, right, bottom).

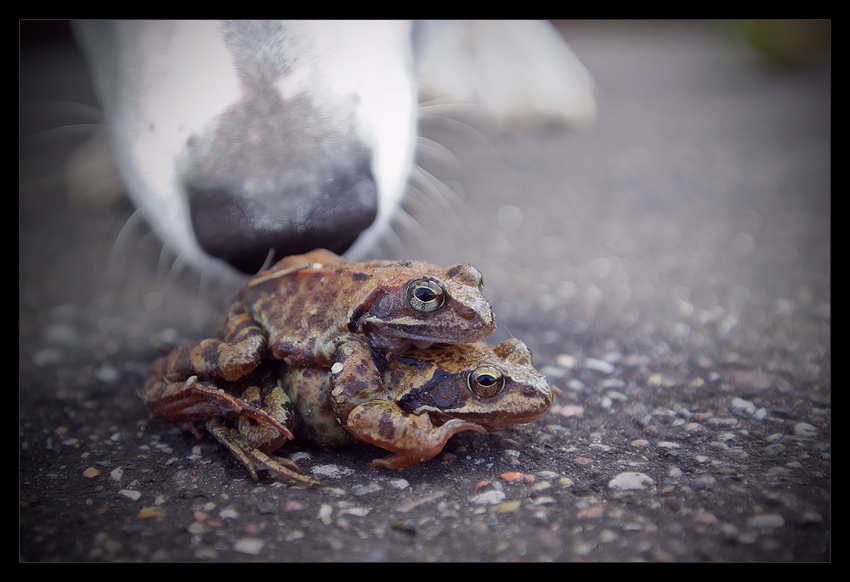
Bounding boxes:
328 339 484 469
327 337 387 420
144 312 280 433
152 310 267 384
344 400 486 469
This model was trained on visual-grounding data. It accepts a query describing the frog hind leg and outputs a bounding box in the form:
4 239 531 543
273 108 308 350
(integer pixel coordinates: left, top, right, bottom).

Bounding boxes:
235 378 299 456
144 375 294 441
345 400 486 469
205 419 323 487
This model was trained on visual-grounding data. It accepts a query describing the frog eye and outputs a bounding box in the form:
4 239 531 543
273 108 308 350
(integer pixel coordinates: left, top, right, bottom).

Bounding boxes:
405 279 446 313
468 365 506 398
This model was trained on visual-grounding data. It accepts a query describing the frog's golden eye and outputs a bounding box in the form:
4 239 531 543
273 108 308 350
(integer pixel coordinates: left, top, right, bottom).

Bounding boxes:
405 279 446 313
468 365 505 398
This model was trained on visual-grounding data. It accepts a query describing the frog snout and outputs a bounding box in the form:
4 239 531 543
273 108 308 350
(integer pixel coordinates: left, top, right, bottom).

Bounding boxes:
521 380 553 408
455 303 478 321
454 301 495 328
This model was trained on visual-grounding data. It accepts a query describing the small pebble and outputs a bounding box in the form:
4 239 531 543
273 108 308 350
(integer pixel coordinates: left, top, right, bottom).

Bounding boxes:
583 358 615 374
657 441 680 449
234 538 265 555
555 354 578 369
576 505 605 519
608 472 655 490
310 464 354 478
471 490 506 505
137 506 165 519
731 397 756 416
353 483 382 496
693 511 720 525
490 500 521 514
747 514 785 528
498 471 535 483
555 404 585 418
317 504 333 524
794 422 817 437
93 363 120 383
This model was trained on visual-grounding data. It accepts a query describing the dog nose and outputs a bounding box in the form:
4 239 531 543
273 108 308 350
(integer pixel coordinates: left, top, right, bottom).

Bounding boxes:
187 158 378 274
184 95 379 274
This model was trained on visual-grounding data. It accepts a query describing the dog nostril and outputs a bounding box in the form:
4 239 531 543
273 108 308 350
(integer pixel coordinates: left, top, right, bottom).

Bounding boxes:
188 169 378 274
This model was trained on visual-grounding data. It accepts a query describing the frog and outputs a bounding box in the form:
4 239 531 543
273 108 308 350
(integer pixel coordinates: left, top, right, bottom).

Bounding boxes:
238 248 496 364
166 249 496 387
144 338 552 486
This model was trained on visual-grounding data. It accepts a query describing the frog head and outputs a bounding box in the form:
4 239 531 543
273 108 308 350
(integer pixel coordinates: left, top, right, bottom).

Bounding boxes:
349 261 496 353
392 338 553 431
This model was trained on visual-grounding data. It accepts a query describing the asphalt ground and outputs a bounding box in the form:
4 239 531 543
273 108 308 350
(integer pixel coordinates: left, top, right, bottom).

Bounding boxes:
20 21 830 561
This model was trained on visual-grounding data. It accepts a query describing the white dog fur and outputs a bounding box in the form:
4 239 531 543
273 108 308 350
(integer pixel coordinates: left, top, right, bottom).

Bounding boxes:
73 20 596 276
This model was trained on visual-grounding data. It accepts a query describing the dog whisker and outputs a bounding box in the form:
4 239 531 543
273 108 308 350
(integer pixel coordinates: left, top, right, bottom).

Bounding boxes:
19 122 104 147
104 206 148 285
413 135 461 169
408 165 472 222
375 222 411 259
25 99 104 122
387 204 427 245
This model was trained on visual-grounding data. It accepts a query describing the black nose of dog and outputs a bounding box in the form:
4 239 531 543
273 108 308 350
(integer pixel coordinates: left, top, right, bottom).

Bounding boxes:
188 156 378 274
184 94 379 274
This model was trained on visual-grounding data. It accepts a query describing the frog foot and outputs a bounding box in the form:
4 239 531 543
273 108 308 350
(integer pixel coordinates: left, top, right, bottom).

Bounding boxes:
345 401 486 470
205 420 323 488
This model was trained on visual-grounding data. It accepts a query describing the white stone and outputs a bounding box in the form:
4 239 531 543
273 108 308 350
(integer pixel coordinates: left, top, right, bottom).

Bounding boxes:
608 471 655 490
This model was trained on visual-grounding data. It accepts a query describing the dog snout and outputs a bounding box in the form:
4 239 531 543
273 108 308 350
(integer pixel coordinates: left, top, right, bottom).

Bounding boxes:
188 159 378 275
184 96 379 274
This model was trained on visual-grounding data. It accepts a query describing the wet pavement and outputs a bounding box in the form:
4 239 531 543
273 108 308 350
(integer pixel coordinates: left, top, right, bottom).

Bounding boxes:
20 21 829 561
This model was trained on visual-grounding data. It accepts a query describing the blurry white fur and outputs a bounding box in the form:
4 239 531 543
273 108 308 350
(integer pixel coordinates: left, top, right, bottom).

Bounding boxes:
72 20 596 276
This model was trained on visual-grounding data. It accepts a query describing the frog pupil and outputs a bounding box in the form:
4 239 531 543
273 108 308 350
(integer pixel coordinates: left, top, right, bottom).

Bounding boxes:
415 286 437 303
476 373 497 386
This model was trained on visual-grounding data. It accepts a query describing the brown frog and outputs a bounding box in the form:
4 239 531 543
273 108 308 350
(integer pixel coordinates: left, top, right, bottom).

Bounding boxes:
233 248 495 366
156 249 495 389
144 338 552 486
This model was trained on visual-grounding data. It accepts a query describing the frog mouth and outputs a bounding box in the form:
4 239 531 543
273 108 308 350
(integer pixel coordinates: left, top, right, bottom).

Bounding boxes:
377 321 492 344
430 408 548 432
357 319 492 353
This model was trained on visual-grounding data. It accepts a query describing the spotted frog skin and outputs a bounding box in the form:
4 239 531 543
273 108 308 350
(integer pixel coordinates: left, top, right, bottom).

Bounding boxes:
144 337 551 486
229 248 496 368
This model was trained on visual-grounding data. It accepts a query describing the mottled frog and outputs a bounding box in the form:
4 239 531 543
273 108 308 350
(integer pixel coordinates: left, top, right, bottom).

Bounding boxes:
145 337 551 486
236 248 494 363
166 249 496 388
